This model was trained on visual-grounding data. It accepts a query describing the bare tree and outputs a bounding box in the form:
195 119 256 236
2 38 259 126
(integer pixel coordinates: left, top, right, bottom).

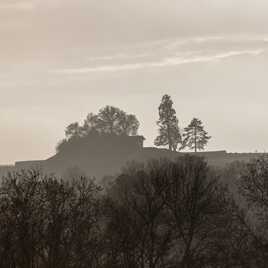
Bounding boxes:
107 159 173 268
0 170 103 268
161 156 235 267
237 156 268 267
0 170 45 268
106 156 238 268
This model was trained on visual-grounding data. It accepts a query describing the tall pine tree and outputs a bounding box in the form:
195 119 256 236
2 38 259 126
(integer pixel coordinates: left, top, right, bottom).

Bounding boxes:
181 118 211 152
154 95 181 151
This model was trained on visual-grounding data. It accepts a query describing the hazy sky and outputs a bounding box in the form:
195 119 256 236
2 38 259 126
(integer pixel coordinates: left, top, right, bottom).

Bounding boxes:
1 0 268 164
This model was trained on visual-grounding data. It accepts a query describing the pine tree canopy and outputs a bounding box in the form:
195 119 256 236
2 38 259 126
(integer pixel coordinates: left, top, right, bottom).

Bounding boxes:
154 94 181 151
181 118 211 152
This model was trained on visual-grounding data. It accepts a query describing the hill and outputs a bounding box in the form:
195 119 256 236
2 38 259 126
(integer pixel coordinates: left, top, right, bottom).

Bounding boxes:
7 133 265 180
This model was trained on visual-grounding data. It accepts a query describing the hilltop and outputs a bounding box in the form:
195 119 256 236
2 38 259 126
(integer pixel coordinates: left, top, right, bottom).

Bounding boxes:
0 134 264 180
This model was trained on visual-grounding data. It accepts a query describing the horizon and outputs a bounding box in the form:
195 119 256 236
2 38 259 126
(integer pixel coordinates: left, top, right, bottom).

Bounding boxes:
1 0 268 164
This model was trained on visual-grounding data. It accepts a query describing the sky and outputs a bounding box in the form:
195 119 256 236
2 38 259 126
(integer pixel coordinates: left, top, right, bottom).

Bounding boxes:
1 0 268 164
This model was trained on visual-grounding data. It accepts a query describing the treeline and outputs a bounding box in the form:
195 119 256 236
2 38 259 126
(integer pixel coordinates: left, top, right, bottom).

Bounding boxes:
0 155 268 267
57 95 211 153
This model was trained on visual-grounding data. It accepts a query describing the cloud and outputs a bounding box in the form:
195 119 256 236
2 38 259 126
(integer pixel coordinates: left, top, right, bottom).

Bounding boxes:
56 49 264 74
54 35 268 74
88 53 149 62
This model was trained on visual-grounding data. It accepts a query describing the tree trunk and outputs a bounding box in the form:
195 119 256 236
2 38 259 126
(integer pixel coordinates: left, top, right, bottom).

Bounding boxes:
169 143 172 151
194 126 197 153
167 123 172 151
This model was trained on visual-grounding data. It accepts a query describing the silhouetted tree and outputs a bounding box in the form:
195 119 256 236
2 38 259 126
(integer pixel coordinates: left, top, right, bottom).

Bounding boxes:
237 156 268 266
162 156 235 267
103 198 141 267
97 106 121 134
106 159 174 268
181 118 211 152
0 170 103 268
65 122 82 139
154 95 181 151
62 106 139 143
105 156 240 268
0 157 263 267
81 112 100 135
66 177 104 267
0 170 43 268
207 207 256 268
97 106 139 135
239 156 268 209
119 113 139 136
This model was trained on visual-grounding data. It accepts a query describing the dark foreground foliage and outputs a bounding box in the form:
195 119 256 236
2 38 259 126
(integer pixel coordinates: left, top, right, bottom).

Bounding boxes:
0 155 267 267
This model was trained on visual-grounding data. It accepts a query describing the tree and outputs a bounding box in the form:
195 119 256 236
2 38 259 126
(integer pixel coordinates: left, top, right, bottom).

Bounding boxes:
181 118 211 152
0 160 260 267
106 159 173 268
0 170 44 268
0 170 103 268
97 106 139 135
162 156 235 268
81 113 100 135
154 95 181 151
97 106 124 134
237 156 268 266
65 122 82 140
119 113 140 136
62 106 140 142
106 156 238 268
